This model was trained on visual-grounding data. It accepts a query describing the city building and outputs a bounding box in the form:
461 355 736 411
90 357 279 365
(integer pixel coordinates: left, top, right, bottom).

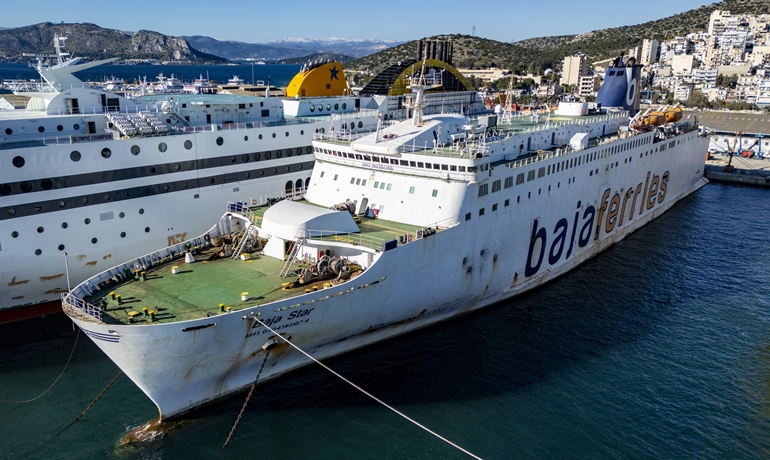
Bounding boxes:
560 54 588 86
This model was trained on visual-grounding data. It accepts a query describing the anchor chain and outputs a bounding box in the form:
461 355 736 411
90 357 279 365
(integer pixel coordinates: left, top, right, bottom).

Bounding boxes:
55 370 123 437
218 348 271 455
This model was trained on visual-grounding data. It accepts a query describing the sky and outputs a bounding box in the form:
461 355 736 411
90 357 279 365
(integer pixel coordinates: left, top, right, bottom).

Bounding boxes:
2 0 717 43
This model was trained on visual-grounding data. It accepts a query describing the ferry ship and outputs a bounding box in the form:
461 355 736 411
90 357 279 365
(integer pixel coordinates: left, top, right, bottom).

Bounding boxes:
63 54 709 420
0 35 377 323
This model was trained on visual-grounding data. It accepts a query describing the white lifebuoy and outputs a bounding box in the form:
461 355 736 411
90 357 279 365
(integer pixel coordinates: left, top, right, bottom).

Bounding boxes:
251 199 257 206
203 234 211 242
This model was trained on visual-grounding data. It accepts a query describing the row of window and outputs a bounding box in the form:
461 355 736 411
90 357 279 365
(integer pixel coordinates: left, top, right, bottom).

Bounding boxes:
309 102 347 113
10 129 308 169
5 124 70 136
315 147 481 173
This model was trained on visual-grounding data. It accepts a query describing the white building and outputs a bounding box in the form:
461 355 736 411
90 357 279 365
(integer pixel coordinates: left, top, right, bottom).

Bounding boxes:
641 39 660 65
560 54 588 86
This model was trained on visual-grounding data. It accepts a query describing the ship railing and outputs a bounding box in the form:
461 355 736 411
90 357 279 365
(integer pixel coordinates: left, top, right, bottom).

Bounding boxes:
227 201 255 223
61 292 102 322
300 229 387 251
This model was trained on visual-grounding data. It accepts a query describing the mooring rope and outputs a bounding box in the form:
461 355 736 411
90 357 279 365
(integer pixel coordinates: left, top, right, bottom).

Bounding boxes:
251 318 483 460
54 370 123 437
217 348 271 457
0 328 80 404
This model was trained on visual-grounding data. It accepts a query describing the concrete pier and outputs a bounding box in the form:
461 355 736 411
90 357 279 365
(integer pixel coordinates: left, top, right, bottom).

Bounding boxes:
705 155 770 187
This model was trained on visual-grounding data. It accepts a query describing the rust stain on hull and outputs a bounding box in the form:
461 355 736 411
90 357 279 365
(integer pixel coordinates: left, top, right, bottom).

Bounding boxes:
40 273 65 282
8 276 30 286
85 261 97 267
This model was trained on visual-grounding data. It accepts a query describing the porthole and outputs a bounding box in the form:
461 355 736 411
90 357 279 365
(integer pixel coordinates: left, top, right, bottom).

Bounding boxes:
61 222 68 229
38 126 45 133
12 156 25 168
0 184 10 196
184 140 193 150
265 151 272 160
145 188 151 194
150 167 157 173
73 123 80 130
101 148 111 159
358 121 363 128
272 168 277 174
41 179 53 190
11 231 18 238
326 104 331 111
242 154 249 163
343 123 347 130
276 150 283 158
84 218 91 225
287 149 293 157
299 164 303 170
310 105 315 112
104 194 111 201
5 128 11 135
254 152 261 161
33 204 41 212
183 182 188 188
272 133 276 138
37 227 44 233
131 145 140 155
334 103 339 110
209 178 215 184
318 105 323 112
58 200 66 208
163 185 169 191
58 244 65 251
174 164 181 170
244 136 249 141
120 232 126 238
57 125 63 132
285 131 289 137
259 170 264 176
119 212 125 218
216 137 224 146
342 103 346 110
285 166 290 172
91 238 98 244
35 249 42 256
82 197 88 204
158 142 167 152
145 227 150 233
70 151 81 162
258 134 263 140
231 156 237 163
20 181 33 193
306 146 312 154
139 208 144 215
301 130 304 135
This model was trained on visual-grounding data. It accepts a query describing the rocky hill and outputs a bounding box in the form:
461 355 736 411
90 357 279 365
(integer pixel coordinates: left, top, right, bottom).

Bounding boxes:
0 22 227 63
348 0 770 76
276 53 356 64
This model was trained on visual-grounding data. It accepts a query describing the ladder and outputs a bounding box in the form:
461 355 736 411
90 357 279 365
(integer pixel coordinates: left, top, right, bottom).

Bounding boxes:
231 224 257 260
279 237 303 277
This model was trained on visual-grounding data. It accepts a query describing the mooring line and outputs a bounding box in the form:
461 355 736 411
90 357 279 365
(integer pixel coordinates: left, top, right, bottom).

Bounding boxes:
251 318 483 460
0 328 80 404
54 370 123 437
217 349 271 457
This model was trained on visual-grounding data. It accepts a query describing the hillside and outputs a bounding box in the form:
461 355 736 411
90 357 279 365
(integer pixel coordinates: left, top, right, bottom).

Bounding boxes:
0 22 227 63
348 0 770 76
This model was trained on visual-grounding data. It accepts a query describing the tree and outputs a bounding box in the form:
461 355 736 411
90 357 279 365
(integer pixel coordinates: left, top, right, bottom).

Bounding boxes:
684 89 710 109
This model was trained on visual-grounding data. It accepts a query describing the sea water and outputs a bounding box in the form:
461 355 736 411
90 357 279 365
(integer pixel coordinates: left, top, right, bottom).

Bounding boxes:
1 182 769 459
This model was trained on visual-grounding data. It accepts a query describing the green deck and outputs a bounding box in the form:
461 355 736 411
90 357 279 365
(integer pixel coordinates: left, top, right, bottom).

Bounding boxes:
86 211 421 325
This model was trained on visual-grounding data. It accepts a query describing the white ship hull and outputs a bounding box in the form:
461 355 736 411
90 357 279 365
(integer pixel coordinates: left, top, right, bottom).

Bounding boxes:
67 126 709 419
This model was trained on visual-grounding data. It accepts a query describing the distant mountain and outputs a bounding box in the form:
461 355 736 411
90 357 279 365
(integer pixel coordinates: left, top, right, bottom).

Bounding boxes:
183 35 401 61
276 52 356 65
0 22 228 63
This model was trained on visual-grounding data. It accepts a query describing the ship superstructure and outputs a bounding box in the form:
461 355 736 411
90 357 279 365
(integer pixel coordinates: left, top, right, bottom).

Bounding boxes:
63 55 710 420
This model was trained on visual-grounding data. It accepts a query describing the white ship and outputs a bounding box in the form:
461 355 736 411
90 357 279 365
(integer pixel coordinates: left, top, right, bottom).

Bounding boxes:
0 35 378 322
64 55 710 421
